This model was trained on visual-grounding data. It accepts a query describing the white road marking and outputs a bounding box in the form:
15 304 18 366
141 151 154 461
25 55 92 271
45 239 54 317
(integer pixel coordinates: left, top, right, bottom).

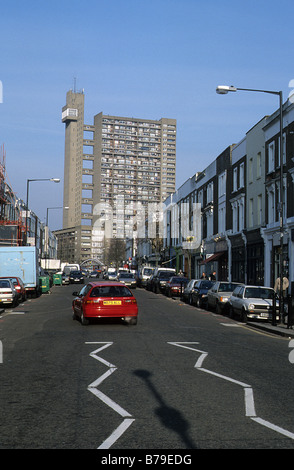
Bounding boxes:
169 341 294 441
251 417 294 440
85 342 134 448
98 418 135 450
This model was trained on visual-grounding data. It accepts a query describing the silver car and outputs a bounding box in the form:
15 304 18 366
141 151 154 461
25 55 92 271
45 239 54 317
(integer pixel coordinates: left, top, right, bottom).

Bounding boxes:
0 278 19 307
118 272 137 289
182 279 198 304
207 281 242 314
228 285 277 322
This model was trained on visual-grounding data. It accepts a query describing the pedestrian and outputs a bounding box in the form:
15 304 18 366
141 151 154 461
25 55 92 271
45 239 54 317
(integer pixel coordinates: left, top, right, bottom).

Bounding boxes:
200 271 207 279
210 271 216 281
274 276 289 296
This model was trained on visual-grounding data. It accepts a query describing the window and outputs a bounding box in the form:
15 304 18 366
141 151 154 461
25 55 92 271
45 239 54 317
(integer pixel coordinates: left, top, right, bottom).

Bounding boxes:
249 198 254 227
218 172 226 197
257 152 262 178
267 184 275 224
233 167 238 191
257 194 262 225
249 158 253 184
268 141 275 173
207 182 213 204
239 163 244 188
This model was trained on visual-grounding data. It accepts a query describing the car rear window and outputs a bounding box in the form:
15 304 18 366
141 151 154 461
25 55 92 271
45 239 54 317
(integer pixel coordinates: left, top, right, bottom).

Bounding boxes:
119 273 135 279
90 285 133 298
0 281 10 288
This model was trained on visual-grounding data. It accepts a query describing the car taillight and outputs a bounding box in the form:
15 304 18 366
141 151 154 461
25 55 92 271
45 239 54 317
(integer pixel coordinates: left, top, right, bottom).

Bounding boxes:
124 299 137 304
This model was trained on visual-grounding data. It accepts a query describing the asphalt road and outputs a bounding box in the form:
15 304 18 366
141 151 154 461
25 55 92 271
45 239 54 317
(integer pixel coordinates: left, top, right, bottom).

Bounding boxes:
1 282 294 450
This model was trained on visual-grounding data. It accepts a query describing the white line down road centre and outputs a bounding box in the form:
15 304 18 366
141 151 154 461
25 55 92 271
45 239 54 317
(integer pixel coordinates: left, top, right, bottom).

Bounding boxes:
85 342 135 449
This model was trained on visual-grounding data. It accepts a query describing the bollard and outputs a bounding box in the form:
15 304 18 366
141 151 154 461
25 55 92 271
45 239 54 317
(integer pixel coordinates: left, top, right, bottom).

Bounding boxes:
287 295 294 329
272 293 277 326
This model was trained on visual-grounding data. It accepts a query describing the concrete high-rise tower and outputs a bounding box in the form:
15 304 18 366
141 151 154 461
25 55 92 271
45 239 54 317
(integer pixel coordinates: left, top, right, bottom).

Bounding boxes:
55 90 176 265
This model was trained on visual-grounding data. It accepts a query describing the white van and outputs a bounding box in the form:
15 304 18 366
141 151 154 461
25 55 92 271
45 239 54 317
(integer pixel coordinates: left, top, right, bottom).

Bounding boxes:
138 266 155 287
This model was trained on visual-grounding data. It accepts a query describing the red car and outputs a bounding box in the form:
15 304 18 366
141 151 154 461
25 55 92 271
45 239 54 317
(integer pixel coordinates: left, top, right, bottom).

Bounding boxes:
165 276 189 297
72 281 138 325
0 276 26 302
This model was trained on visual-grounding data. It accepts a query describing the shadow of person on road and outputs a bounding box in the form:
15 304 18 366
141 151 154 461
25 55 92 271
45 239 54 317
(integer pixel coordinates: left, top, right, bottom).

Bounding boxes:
134 369 196 448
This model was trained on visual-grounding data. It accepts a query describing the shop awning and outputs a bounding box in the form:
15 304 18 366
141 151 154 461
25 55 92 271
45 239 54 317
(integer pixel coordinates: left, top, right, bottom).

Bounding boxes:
200 251 225 265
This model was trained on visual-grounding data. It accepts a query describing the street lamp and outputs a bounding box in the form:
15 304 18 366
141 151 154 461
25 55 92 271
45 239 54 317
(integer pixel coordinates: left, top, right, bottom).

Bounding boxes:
25 178 60 245
216 85 284 325
46 206 69 228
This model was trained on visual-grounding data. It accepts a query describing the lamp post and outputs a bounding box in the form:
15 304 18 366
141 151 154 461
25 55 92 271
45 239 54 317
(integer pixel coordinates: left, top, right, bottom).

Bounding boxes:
216 85 284 325
25 178 60 246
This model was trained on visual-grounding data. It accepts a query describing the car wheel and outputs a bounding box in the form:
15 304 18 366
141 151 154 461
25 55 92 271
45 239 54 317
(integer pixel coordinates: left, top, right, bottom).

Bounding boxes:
81 311 89 326
196 297 201 308
229 306 235 319
241 309 247 323
189 295 193 305
216 302 222 314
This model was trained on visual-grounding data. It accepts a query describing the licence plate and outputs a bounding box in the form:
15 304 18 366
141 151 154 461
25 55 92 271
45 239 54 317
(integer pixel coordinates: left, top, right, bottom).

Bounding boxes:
103 300 122 305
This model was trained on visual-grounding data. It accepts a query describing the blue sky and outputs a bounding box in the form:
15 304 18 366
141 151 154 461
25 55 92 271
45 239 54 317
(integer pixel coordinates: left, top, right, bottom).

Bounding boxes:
1 0 293 230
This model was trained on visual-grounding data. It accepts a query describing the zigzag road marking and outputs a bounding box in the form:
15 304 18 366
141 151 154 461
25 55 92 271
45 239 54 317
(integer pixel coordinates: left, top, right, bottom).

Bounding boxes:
168 342 294 440
85 342 135 449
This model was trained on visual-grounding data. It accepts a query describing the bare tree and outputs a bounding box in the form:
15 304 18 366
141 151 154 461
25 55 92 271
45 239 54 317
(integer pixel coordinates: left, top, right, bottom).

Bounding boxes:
105 238 126 268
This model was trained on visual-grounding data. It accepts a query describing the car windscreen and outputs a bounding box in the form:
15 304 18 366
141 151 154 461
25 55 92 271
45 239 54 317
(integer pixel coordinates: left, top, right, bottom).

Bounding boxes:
200 281 214 288
170 277 189 284
90 285 133 297
158 272 174 279
218 282 240 292
143 268 153 275
119 273 134 279
244 287 274 299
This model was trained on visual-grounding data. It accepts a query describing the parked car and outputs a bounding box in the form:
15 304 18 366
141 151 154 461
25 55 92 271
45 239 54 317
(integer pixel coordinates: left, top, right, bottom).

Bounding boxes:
118 272 137 289
62 273 70 285
138 266 154 287
152 268 176 293
207 281 242 314
191 280 215 308
228 285 277 322
146 274 155 291
69 271 84 284
72 281 138 325
165 276 189 297
182 279 199 304
0 276 26 302
0 278 19 307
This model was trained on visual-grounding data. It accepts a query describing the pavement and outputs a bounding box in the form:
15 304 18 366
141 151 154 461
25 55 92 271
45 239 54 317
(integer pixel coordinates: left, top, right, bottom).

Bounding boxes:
247 320 294 338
